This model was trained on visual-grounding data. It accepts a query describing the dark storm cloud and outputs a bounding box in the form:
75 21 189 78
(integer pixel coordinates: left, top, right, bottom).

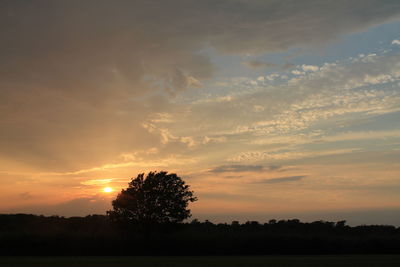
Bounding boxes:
1 0 399 171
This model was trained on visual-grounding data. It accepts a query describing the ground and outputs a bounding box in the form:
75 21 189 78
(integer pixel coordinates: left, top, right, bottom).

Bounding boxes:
1 255 400 267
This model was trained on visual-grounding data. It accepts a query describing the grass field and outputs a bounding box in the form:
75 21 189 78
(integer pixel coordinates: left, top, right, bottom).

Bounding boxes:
1 255 400 267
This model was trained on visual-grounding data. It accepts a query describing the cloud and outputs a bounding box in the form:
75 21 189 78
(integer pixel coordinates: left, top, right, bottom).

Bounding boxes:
291 70 305 75
81 179 113 186
282 63 296 70
147 48 400 167
301 64 319 72
269 165 282 171
202 136 227 144
211 165 263 173
266 73 281 81
164 68 204 95
5 197 111 217
229 148 360 162
239 53 400 136
245 62 319 72
1 0 400 219
1 0 400 173
392 39 400 45
253 105 265 112
210 165 281 173
224 175 244 179
199 192 261 201
242 60 277 69
258 175 307 184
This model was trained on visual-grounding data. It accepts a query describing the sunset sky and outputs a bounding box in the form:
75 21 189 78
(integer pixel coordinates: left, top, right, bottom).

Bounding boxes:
1 0 400 225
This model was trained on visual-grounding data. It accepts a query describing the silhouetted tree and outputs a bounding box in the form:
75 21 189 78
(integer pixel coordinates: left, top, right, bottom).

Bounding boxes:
108 171 197 225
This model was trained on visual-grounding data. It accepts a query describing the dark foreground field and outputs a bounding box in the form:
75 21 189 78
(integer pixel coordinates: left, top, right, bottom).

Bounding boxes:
1 256 400 267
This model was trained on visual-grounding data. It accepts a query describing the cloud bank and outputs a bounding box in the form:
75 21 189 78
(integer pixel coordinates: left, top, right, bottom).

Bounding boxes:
1 1 400 219
1 0 400 171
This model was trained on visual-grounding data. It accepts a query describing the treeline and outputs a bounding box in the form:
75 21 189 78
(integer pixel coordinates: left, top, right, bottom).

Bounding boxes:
1 214 400 255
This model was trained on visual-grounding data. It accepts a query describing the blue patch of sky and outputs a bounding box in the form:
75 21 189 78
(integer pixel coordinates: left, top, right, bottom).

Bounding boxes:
181 21 400 103
299 133 400 153
305 110 400 135
337 111 400 133
263 21 400 68
205 20 400 80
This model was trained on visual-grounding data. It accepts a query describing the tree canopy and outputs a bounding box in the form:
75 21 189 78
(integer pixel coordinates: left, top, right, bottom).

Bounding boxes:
108 171 197 225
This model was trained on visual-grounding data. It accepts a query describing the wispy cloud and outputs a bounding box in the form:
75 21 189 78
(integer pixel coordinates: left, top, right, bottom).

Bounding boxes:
258 175 307 184
80 179 113 186
229 149 361 162
210 165 281 173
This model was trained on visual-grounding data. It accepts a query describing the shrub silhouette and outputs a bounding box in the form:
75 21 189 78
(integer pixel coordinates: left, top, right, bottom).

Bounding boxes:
108 171 197 225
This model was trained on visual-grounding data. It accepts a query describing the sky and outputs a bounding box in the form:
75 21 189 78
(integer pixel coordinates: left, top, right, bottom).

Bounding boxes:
1 0 400 225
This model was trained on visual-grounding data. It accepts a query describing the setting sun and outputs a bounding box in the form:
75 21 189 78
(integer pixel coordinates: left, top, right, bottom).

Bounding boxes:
103 187 113 193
